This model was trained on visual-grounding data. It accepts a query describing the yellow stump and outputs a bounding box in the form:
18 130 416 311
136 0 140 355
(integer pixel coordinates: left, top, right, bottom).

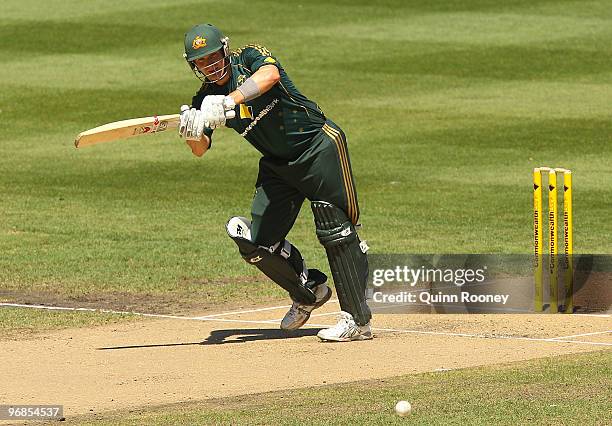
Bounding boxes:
563 171 573 313
548 169 558 313
533 168 544 312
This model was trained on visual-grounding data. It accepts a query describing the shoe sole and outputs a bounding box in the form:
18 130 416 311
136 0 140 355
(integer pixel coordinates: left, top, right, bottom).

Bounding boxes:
312 286 333 309
317 331 373 342
281 286 332 331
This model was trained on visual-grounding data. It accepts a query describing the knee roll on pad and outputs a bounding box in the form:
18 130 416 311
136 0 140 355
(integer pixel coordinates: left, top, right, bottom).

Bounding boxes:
311 201 372 325
226 216 316 304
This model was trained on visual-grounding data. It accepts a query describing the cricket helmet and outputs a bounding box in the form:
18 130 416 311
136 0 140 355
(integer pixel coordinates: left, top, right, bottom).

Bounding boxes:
184 23 230 83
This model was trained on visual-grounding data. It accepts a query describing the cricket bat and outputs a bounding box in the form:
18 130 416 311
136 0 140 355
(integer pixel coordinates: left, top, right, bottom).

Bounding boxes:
75 114 180 148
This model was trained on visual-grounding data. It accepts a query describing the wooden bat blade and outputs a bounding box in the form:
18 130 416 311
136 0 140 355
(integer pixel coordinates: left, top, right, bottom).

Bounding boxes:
75 114 181 148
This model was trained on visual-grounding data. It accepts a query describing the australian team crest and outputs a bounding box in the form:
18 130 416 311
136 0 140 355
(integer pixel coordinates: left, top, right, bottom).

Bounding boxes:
192 36 207 49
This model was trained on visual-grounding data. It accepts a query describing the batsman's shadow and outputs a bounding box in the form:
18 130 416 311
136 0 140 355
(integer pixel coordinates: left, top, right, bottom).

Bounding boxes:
97 327 322 350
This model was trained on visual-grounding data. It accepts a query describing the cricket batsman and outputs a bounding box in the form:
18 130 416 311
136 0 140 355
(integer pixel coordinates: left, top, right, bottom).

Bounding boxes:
178 24 372 341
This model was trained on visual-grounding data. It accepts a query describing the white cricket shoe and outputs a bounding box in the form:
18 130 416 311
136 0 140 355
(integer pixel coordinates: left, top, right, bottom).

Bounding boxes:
281 283 332 330
317 311 373 342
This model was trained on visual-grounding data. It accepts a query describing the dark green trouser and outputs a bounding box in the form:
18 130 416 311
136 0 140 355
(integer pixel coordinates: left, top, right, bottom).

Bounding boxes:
250 120 360 246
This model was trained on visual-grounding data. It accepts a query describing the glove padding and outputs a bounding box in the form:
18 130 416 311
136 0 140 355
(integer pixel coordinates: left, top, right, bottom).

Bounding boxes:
178 104 205 141
201 95 236 129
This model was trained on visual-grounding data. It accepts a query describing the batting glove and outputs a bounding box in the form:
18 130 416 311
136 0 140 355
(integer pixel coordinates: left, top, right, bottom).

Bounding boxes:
201 95 236 129
178 104 205 141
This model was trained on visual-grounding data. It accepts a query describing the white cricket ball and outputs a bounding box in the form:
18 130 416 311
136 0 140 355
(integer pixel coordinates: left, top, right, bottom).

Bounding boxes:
395 400 412 416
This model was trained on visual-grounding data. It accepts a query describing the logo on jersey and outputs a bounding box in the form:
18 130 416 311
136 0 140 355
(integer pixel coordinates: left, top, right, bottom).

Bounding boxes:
240 104 254 120
237 75 247 85
192 36 207 49
264 57 276 64
240 98 279 137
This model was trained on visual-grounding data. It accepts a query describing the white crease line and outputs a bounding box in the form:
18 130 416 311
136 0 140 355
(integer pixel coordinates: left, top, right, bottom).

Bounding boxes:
192 299 340 319
192 305 292 318
268 311 342 322
371 326 612 347
0 301 340 322
572 313 611 318
191 317 280 325
2 303 611 347
370 299 612 315
0 303 280 323
515 338 611 347
308 311 342 318
0 303 196 320
550 330 612 340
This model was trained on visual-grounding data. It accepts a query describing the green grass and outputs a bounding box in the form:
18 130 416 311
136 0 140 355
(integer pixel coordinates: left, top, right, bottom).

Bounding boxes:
1 0 611 299
0 307 138 338
67 350 612 425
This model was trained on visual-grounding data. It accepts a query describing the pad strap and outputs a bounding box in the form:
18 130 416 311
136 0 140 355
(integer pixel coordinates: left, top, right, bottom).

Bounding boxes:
226 217 316 304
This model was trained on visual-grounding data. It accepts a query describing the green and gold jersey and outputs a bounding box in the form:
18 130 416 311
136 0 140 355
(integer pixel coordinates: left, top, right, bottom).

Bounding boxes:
191 45 326 160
